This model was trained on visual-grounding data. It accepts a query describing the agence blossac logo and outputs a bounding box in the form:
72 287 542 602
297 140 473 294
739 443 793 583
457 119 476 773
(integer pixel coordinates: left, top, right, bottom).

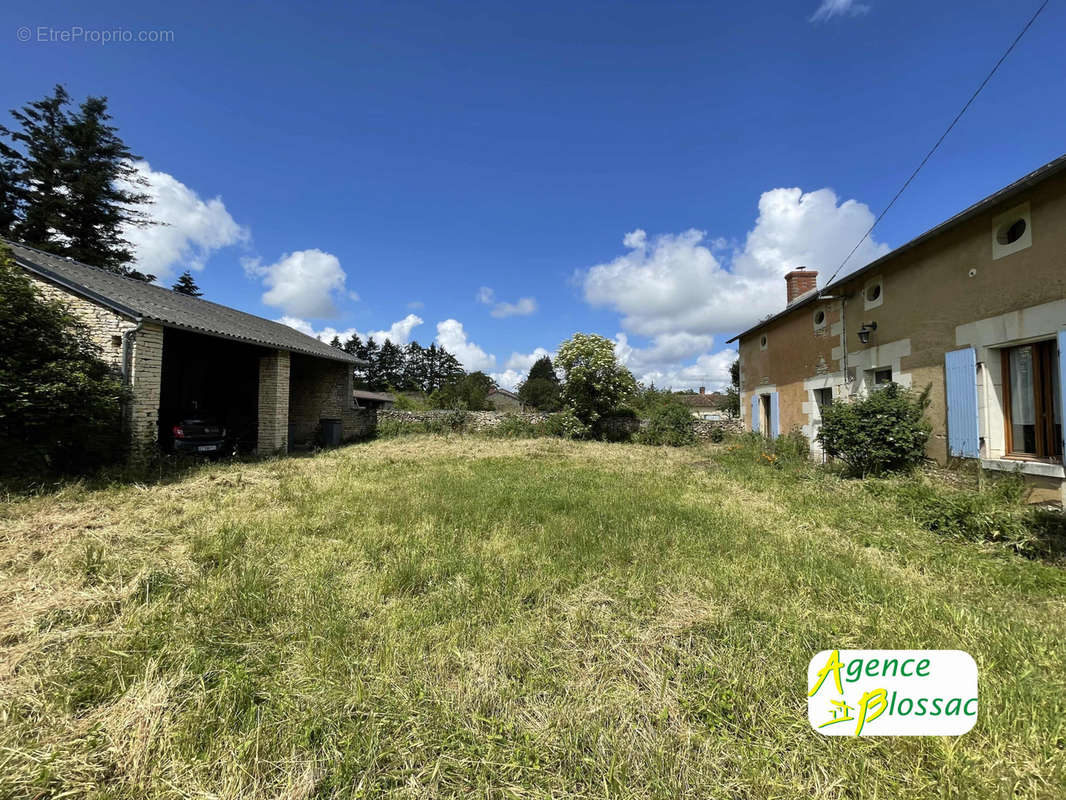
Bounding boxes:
808 650 978 736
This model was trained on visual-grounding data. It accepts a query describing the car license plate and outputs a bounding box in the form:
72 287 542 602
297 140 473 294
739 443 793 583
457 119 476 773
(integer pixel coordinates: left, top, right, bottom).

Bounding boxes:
198 444 217 452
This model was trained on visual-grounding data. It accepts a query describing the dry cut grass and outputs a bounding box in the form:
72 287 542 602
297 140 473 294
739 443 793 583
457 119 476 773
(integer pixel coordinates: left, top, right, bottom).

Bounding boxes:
1 435 1064 799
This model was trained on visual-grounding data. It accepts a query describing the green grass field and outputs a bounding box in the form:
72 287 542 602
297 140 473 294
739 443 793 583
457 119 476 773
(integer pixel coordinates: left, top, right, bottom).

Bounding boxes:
1 436 1064 798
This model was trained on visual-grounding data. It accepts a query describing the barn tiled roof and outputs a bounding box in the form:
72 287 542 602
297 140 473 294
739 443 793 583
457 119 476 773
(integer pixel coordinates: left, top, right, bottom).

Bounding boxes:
6 240 361 363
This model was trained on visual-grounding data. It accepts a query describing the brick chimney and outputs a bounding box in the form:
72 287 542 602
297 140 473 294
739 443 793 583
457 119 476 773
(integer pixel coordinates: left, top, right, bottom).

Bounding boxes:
699 386 705 395
784 267 818 304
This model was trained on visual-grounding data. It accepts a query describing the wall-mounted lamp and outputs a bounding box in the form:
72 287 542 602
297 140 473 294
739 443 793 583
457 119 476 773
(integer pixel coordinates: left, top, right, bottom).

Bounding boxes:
857 321 878 345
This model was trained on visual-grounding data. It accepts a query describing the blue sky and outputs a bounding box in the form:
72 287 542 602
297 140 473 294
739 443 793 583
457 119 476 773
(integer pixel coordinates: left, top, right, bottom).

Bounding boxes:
4 0 1064 389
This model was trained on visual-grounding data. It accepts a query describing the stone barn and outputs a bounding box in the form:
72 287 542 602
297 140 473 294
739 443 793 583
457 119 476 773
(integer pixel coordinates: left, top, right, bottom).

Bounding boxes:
9 241 373 458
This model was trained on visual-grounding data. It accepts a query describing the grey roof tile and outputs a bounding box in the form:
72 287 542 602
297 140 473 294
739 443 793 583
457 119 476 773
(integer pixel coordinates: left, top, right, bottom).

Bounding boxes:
6 240 362 364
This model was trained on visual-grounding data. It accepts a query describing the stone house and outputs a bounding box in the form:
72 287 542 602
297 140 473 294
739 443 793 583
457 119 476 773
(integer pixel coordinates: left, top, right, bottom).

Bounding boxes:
487 386 523 412
677 388 728 420
728 154 1066 502
9 241 374 458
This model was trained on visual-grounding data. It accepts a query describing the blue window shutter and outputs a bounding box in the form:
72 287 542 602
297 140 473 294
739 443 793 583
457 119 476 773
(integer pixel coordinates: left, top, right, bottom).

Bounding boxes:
1058 331 1066 462
945 347 979 458
751 395 760 433
770 392 780 437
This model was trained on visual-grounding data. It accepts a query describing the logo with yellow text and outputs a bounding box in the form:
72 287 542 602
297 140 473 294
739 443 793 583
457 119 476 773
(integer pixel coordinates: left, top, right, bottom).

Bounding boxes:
808 650 977 736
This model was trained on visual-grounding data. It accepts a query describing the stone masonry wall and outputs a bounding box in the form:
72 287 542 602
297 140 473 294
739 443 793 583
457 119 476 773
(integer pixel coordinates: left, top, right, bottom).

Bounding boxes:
28 274 165 459
341 407 377 441
379 409 742 440
128 323 164 457
258 350 290 454
28 274 136 372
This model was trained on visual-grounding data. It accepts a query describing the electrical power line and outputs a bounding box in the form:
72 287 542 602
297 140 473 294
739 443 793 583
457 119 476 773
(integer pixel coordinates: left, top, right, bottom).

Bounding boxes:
819 0 1051 290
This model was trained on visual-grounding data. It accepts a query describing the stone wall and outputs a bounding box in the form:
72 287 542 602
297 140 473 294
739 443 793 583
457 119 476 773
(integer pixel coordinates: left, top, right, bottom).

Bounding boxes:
378 409 551 432
128 323 164 457
693 417 743 440
28 274 137 371
258 350 291 454
341 407 377 441
28 275 164 458
379 409 743 440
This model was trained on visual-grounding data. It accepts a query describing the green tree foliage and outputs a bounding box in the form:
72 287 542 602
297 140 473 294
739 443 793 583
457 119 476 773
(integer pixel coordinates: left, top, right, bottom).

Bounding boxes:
723 358 741 417
637 400 697 446
434 371 495 410
817 383 932 476
518 355 561 411
556 333 636 430
1 86 154 277
377 340 406 389
172 271 203 297
58 96 152 272
3 85 70 246
0 246 126 475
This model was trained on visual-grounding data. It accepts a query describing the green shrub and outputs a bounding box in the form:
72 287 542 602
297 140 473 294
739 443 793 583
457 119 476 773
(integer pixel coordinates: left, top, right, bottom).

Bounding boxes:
637 402 696 447
817 384 932 476
0 246 128 477
543 407 588 440
771 430 810 464
493 414 538 439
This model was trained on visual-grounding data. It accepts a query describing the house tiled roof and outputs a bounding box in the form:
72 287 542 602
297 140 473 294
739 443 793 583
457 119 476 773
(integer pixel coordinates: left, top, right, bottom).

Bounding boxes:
489 387 521 401
7 240 361 364
353 390 396 402
676 392 723 407
726 151 1066 344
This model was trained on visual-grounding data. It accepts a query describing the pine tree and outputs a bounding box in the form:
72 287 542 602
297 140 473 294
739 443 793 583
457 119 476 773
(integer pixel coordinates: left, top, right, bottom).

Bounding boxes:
361 337 381 390
377 340 405 389
172 270 203 297
59 95 152 273
519 355 562 410
402 342 426 391
342 332 363 355
6 85 71 252
328 335 342 349
0 133 20 237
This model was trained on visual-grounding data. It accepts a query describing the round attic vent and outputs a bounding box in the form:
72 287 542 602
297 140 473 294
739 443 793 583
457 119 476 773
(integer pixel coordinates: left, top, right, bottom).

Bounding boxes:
997 218 1026 245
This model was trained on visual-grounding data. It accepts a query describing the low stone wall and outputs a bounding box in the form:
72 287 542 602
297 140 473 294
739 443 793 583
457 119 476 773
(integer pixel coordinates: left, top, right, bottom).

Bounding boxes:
378 409 742 440
693 417 743 440
378 409 550 432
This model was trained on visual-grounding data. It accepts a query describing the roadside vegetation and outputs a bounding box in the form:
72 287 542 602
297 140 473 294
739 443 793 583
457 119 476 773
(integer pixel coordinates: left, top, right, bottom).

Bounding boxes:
2 434 1064 799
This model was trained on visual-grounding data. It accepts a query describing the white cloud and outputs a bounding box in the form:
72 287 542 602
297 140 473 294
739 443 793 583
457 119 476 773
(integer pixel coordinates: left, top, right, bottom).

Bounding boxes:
121 160 249 281
244 249 350 318
477 286 538 318
365 314 424 345
407 300 425 310
580 184 888 391
490 347 554 390
277 313 424 347
614 334 737 392
581 187 888 339
435 319 496 372
810 0 870 22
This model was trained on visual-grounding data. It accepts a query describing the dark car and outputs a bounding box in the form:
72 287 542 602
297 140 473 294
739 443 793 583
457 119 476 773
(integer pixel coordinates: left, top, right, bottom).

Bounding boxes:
161 413 229 456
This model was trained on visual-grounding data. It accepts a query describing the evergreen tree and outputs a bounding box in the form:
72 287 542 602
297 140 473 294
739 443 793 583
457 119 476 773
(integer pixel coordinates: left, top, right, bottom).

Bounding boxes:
377 340 405 389
59 96 152 273
0 86 155 278
361 336 381 390
723 358 741 417
328 335 342 349
172 270 203 297
0 131 20 237
342 332 363 355
518 354 562 410
5 85 71 252
402 341 426 391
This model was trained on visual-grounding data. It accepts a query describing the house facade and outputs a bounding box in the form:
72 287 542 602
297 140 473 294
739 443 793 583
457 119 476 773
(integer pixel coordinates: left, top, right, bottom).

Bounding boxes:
9 241 374 459
729 155 1066 503
488 387 524 412
677 388 728 420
